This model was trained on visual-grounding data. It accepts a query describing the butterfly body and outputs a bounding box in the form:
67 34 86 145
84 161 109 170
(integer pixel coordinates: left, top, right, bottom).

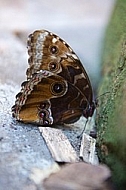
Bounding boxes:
12 30 95 126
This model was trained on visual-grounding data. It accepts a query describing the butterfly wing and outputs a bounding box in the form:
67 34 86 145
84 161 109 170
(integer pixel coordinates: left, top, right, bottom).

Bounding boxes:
27 30 93 107
12 70 87 125
12 30 94 125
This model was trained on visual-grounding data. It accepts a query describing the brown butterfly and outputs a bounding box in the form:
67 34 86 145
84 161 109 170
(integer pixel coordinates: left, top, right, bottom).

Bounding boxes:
12 30 95 126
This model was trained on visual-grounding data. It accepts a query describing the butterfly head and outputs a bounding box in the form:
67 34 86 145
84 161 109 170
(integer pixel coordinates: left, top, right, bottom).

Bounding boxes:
83 101 96 119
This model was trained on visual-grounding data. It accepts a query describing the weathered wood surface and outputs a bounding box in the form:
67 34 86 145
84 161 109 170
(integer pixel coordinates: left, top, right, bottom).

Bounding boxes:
39 127 79 163
39 115 98 164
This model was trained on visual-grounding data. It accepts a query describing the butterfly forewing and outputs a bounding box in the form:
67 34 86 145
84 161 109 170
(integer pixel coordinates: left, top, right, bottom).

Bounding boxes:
27 30 93 104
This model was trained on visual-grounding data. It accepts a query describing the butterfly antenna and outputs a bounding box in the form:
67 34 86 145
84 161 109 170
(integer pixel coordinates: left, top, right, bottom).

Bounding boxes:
95 91 110 102
77 118 88 139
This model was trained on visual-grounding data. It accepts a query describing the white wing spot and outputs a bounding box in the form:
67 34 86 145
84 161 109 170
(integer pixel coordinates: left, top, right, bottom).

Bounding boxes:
52 38 58 43
72 54 78 60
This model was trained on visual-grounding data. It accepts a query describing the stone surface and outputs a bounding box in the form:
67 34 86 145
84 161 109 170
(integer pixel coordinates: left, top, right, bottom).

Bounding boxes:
0 84 54 190
0 31 27 84
43 163 114 190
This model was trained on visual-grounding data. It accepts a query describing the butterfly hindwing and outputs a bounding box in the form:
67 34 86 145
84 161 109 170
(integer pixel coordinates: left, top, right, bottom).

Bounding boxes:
12 70 67 125
12 70 88 125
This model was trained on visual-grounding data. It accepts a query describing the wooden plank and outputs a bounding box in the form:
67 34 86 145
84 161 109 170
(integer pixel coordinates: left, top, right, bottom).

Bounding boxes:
39 127 79 162
39 112 98 164
80 133 98 165
80 111 99 165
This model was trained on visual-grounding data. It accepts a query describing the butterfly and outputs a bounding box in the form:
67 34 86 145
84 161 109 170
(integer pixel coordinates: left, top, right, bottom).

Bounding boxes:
12 30 95 126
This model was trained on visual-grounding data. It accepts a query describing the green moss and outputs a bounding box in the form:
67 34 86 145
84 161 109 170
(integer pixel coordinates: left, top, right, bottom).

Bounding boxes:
97 0 126 189
101 0 126 70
